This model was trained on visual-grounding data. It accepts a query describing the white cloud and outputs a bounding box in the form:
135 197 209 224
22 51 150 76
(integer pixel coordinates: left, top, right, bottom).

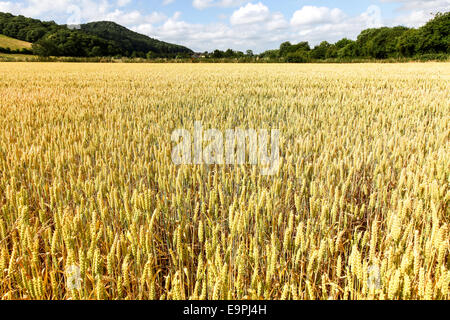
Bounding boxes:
391 10 433 26
0 2 20 14
291 6 346 26
162 0 174 5
117 0 131 7
132 23 155 35
230 2 270 25
381 0 449 26
289 5 384 45
192 0 249 10
0 0 167 26
381 0 450 11
266 12 288 31
103 10 167 26
360 5 383 28
0 0 113 22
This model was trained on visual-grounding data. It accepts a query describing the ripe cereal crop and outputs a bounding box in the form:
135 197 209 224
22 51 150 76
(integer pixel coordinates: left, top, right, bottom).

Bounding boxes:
0 62 448 300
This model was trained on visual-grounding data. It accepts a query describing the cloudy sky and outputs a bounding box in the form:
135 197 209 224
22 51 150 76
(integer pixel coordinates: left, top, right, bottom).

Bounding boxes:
0 0 449 52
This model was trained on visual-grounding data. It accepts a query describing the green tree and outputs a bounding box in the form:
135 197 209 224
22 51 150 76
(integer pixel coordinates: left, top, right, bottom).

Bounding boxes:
225 49 234 58
279 41 292 56
397 29 420 57
212 49 224 58
285 51 309 63
311 41 331 59
337 42 358 58
32 38 59 57
416 12 449 54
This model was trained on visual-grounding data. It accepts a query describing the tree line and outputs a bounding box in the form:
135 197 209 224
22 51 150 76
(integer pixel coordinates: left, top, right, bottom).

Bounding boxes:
0 11 448 61
217 12 448 62
161 12 448 62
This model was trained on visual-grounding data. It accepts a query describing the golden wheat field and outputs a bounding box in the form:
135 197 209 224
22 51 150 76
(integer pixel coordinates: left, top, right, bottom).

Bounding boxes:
0 62 448 300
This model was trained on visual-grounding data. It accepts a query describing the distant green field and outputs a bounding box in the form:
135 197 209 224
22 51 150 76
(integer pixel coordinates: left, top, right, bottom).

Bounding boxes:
0 53 35 58
0 34 32 50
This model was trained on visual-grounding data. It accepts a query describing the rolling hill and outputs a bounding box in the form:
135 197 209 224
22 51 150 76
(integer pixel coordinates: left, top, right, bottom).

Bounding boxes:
0 12 192 57
80 21 191 55
0 34 32 50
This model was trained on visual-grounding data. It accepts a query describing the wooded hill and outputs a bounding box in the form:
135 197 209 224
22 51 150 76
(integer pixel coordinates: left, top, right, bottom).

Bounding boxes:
0 12 193 58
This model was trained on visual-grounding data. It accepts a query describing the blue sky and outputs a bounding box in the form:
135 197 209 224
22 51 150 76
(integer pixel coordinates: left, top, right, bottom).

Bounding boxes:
1 0 448 52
